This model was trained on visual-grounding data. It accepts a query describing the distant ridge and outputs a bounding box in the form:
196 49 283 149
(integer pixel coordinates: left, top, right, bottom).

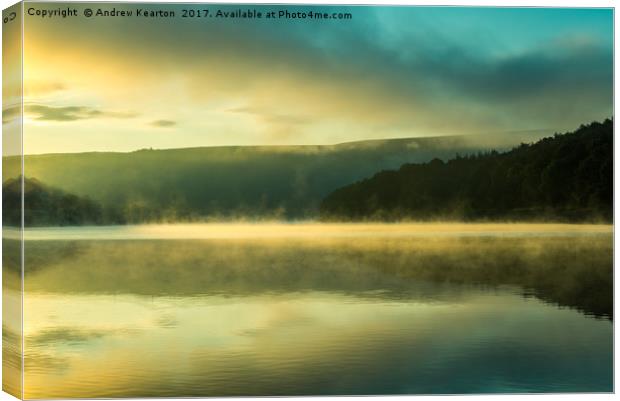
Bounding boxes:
320 120 612 222
14 128 553 157
3 131 547 224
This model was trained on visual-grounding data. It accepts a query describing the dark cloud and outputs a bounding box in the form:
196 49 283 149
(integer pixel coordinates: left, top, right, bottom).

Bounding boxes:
25 104 138 122
26 6 612 136
194 10 611 133
430 43 613 127
412 41 612 102
299 22 613 131
150 119 177 128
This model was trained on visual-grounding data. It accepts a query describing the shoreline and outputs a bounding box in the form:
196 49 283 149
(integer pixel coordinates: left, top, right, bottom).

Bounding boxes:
2 222 613 241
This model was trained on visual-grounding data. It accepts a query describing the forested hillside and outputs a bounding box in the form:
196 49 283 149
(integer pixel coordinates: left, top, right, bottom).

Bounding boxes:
3 133 531 224
320 120 613 222
3 177 116 226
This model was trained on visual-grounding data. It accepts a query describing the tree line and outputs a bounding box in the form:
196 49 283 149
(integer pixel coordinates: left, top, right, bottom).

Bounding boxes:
3 119 612 226
320 119 613 222
3 177 123 226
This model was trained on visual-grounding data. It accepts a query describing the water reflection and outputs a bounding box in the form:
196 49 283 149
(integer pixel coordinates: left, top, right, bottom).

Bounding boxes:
3 227 613 397
18 234 613 318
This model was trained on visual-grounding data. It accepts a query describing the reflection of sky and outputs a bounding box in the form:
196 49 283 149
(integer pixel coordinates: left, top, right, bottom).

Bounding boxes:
22 290 612 397
13 5 613 153
16 230 613 396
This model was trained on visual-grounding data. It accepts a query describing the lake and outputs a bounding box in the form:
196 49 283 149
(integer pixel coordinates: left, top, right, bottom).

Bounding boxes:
2 223 613 397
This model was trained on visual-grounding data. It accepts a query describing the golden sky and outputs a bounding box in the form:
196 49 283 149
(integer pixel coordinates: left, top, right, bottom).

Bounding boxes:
4 4 613 154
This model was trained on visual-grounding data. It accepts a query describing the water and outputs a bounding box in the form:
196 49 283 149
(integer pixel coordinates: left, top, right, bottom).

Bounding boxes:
3 224 613 397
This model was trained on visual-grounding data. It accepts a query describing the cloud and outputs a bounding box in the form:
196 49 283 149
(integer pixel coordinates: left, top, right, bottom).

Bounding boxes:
25 104 138 122
22 6 613 147
415 40 612 103
150 119 176 128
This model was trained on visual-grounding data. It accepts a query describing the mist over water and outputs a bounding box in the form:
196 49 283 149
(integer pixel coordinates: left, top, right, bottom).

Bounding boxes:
3 223 613 397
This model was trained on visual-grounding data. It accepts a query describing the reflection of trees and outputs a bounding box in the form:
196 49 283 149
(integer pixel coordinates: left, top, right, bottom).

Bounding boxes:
22 236 612 320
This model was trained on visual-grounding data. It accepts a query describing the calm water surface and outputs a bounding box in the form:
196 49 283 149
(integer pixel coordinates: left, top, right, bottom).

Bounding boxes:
2 224 613 397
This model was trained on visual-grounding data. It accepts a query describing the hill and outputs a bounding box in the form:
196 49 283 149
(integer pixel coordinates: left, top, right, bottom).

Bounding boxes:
3 177 113 226
319 120 613 222
2 132 540 224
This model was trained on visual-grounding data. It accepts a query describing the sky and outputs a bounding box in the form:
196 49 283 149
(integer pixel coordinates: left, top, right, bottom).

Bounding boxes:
5 4 614 154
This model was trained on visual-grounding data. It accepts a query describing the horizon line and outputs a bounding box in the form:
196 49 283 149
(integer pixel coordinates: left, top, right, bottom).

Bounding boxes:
9 128 556 157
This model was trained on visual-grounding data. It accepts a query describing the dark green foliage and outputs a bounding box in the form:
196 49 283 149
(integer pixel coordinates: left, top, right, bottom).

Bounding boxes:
1 133 540 223
320 120 613 222
2 177 121 226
